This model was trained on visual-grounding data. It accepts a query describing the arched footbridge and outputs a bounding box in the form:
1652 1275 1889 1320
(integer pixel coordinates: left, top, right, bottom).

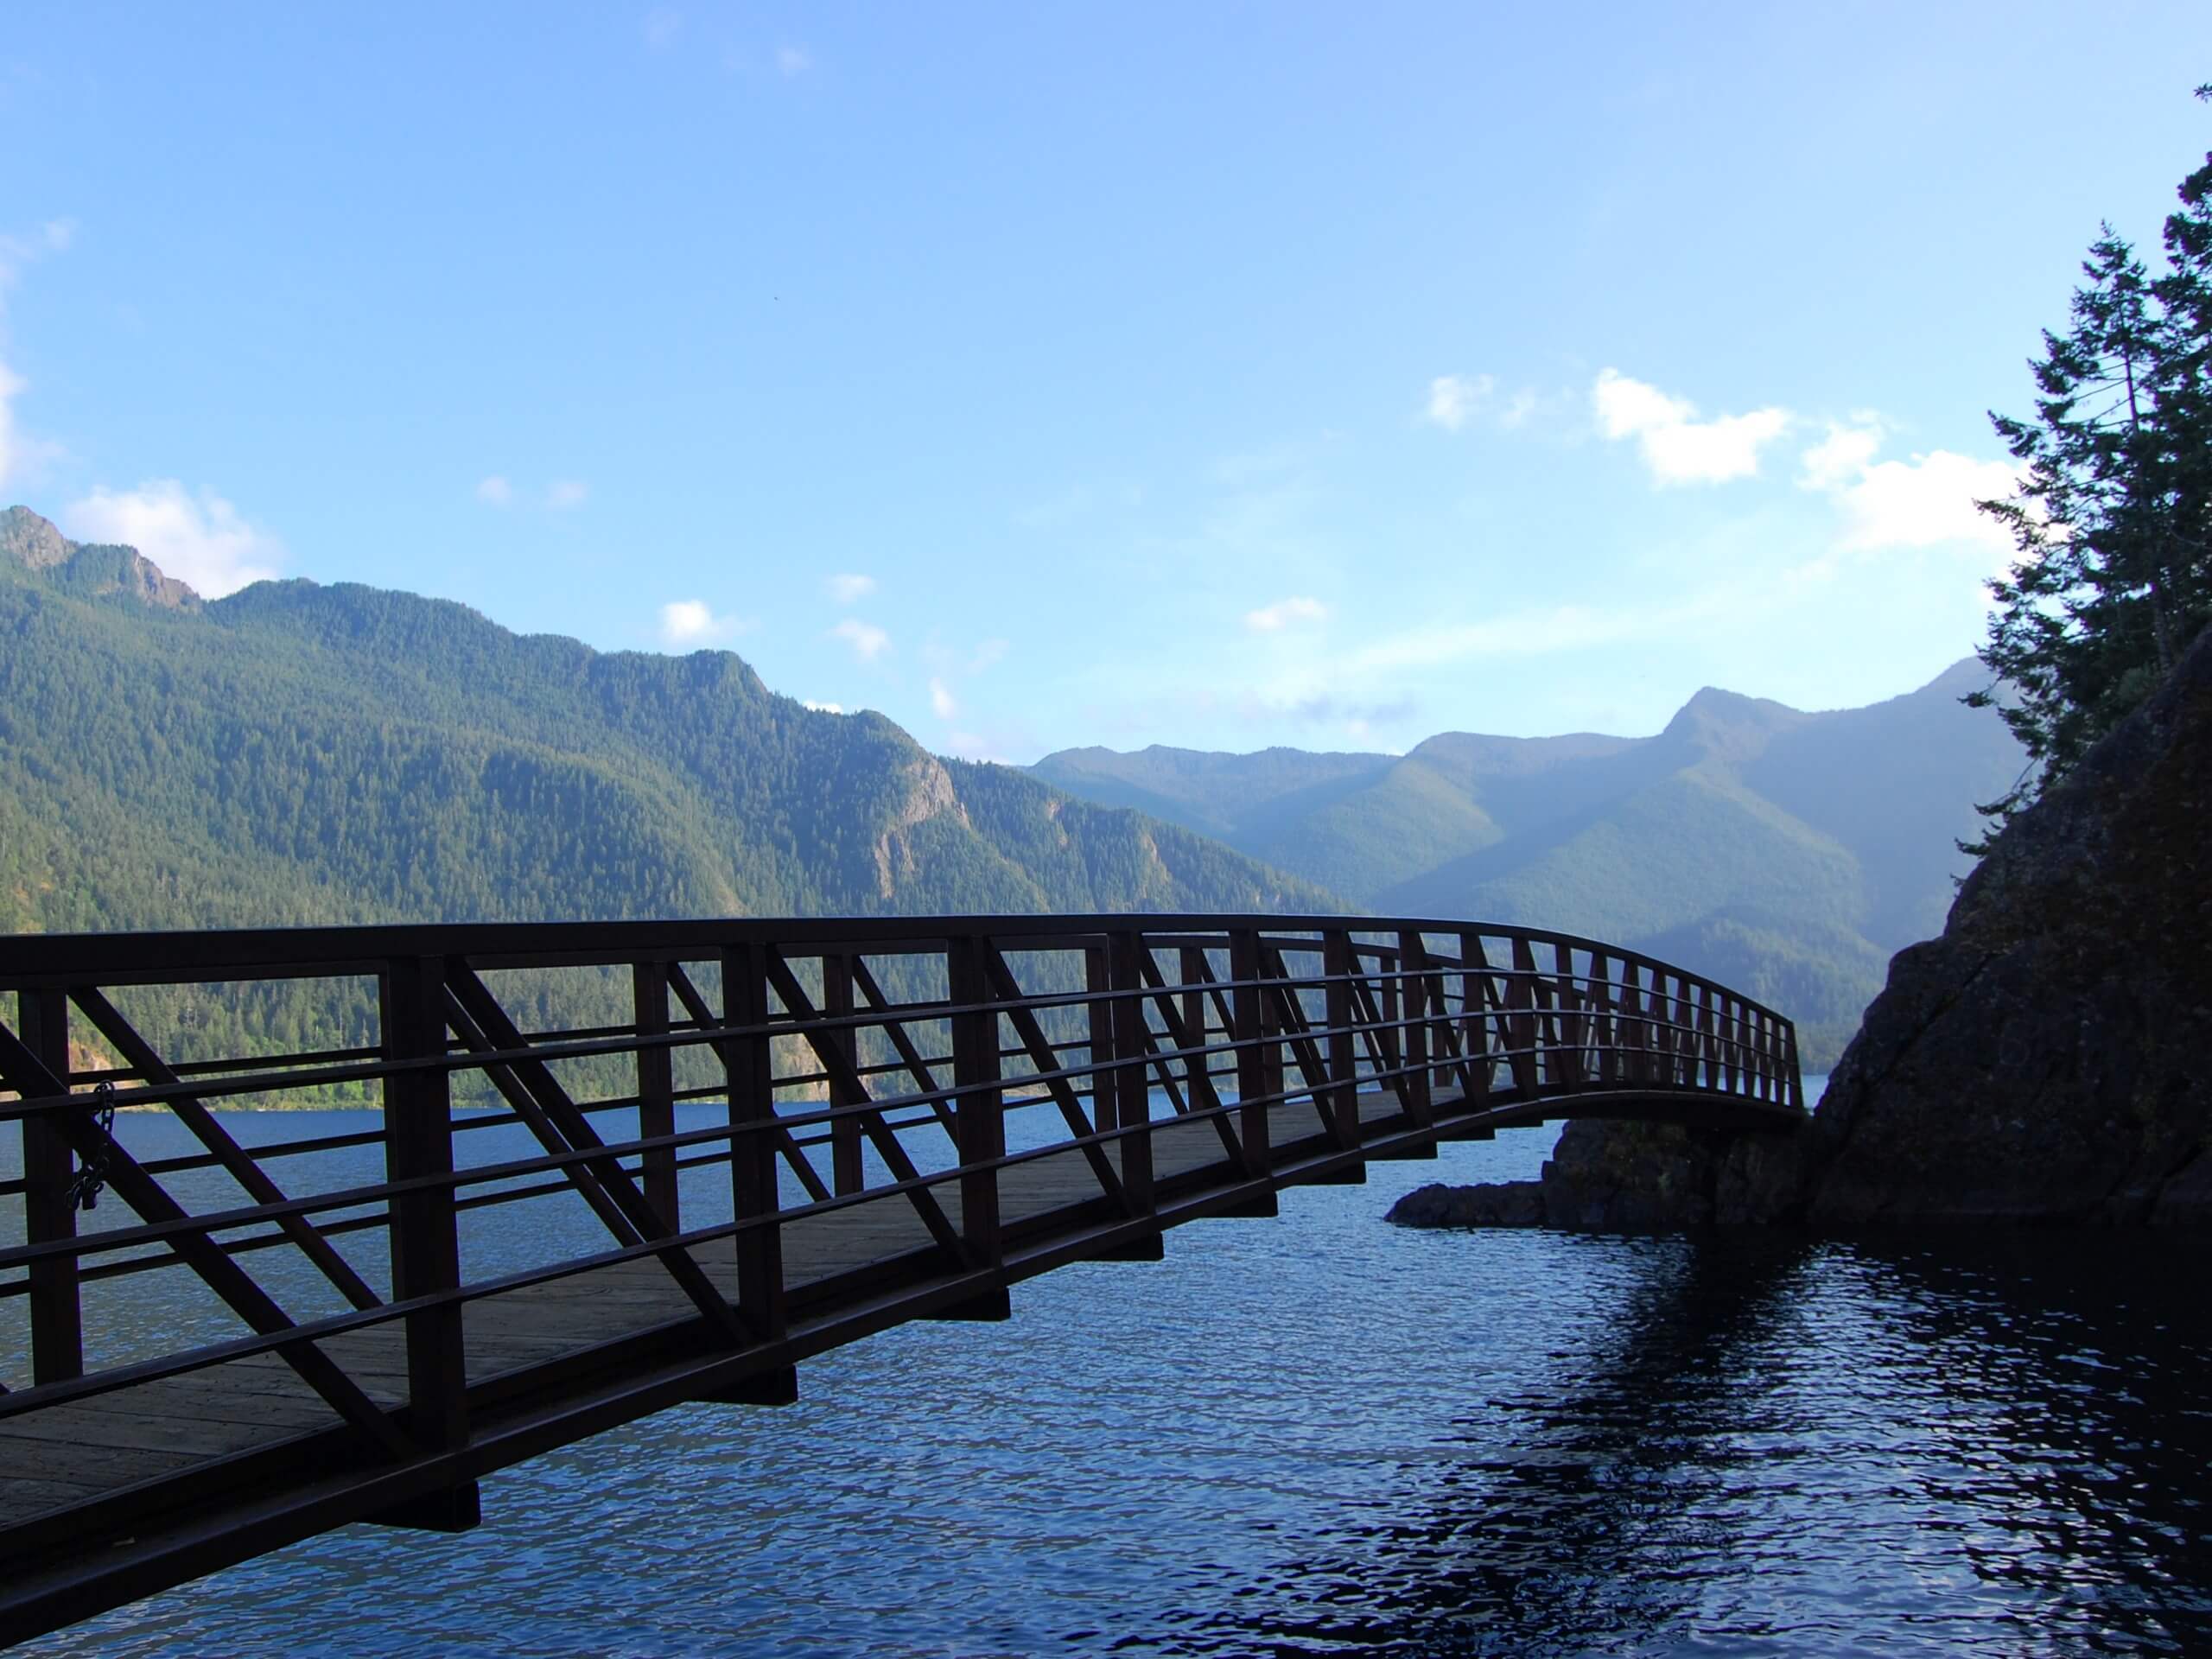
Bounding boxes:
0 913 1802 1643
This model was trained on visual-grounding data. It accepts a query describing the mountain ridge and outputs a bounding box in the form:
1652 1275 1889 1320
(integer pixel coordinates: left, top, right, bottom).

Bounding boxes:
0 506 1337 940
1035 655 2024 1065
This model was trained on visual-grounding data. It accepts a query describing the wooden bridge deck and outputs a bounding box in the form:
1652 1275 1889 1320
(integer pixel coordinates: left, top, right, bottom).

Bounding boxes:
0 912 1804 1644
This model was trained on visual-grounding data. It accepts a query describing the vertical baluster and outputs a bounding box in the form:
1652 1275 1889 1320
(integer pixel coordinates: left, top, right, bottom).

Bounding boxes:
1507 937 1543 1097
1619 960 1649 1088
632 960 678 1230
19 988 81 1386
721 941 785 1340
1587 950 1612 1086
948 937 1004 1264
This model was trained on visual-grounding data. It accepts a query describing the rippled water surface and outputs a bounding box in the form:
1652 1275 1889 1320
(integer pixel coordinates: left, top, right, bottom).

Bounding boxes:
14 1093 2212 1657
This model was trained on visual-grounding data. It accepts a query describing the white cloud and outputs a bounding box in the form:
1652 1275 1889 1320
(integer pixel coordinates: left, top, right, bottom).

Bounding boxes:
801 698 844 715
1798 421 2022 563
643 7 682 47
546 480 588 511
1423 373 1494 432
475 474 513 507
944 731 1007 763
61 481 284 598
776 44 811 77
658 598 752 646
1245 594 1328 632
1797 422 1884 493
830 618 890 660
1592 368 1789 485
929 677 958 719
826 572 876 603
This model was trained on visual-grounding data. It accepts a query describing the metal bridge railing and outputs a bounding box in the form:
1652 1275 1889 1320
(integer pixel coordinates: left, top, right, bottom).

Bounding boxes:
0 913 1801 1491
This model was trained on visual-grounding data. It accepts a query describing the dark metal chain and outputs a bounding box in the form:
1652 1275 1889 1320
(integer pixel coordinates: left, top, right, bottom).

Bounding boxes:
68 1081 118 1212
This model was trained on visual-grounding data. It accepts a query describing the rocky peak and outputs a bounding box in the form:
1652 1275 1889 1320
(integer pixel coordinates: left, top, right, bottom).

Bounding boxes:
0 505 202 612
2 505 73 571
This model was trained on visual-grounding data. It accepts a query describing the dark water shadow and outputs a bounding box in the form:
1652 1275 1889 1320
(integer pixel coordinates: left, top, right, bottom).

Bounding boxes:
1150 1229 2212 1659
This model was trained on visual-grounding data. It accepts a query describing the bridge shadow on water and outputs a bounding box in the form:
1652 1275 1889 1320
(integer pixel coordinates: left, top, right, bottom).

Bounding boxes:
1158 1230 2212 1659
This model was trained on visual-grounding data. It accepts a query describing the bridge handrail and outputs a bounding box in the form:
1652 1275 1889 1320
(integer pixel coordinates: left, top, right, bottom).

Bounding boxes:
0 912 1798 1027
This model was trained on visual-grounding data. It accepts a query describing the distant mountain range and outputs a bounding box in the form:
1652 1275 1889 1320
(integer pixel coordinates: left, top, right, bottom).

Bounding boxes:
3 501 2020 1071
0 505 1329 944
1035 662 2024 1067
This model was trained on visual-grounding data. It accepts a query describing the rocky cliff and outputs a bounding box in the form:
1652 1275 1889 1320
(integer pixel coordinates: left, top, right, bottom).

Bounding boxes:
1391 621 2212 1232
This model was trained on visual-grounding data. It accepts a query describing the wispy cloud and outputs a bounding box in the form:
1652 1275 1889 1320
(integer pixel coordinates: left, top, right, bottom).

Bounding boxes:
0 358 38 493
546 479 588 511
775 44 811 77
826 572 877 603
1423 373 1493 432
801 698 845 715
63 481 285 597
830 618 890 660
1346 593 1734 675
1245 594 1328 632
1593 368 1789 485
658 598 752 646
929 677 958 719
0 218 78 491
643 7 682 48
475 474 513 507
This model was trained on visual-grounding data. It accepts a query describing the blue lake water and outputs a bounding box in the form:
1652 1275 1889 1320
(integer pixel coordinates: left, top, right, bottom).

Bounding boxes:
10 1082 2212 1657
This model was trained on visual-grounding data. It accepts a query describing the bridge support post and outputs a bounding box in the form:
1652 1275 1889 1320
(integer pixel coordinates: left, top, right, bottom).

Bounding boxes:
1397 931 1435 1135
1322 931 1361 1154
949 938 1003 1269
823 951 864 1195
1107 931 1154 1219
721 942 786 1343
632 960 679 1232
378 954 480 1533
18 989 82 1386
1228 928 1272 1188
1456 931 1496 1107
699 1363 799 1406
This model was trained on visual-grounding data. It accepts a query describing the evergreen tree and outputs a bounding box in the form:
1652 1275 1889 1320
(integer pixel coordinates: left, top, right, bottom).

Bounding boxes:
1969 88 2212 835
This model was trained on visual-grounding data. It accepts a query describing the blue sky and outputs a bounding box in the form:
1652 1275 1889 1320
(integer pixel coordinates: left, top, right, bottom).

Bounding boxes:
3 4 2207 761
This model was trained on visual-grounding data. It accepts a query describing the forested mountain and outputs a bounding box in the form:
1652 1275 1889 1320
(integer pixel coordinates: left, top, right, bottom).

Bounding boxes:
1036 664 2026 1066
0 505 1332 941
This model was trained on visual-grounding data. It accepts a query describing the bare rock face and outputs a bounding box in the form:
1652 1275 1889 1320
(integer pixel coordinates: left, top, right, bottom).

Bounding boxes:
2 505 203 611
1 505 73 570
1390 621 2212 1233
1796 620 2212 1226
